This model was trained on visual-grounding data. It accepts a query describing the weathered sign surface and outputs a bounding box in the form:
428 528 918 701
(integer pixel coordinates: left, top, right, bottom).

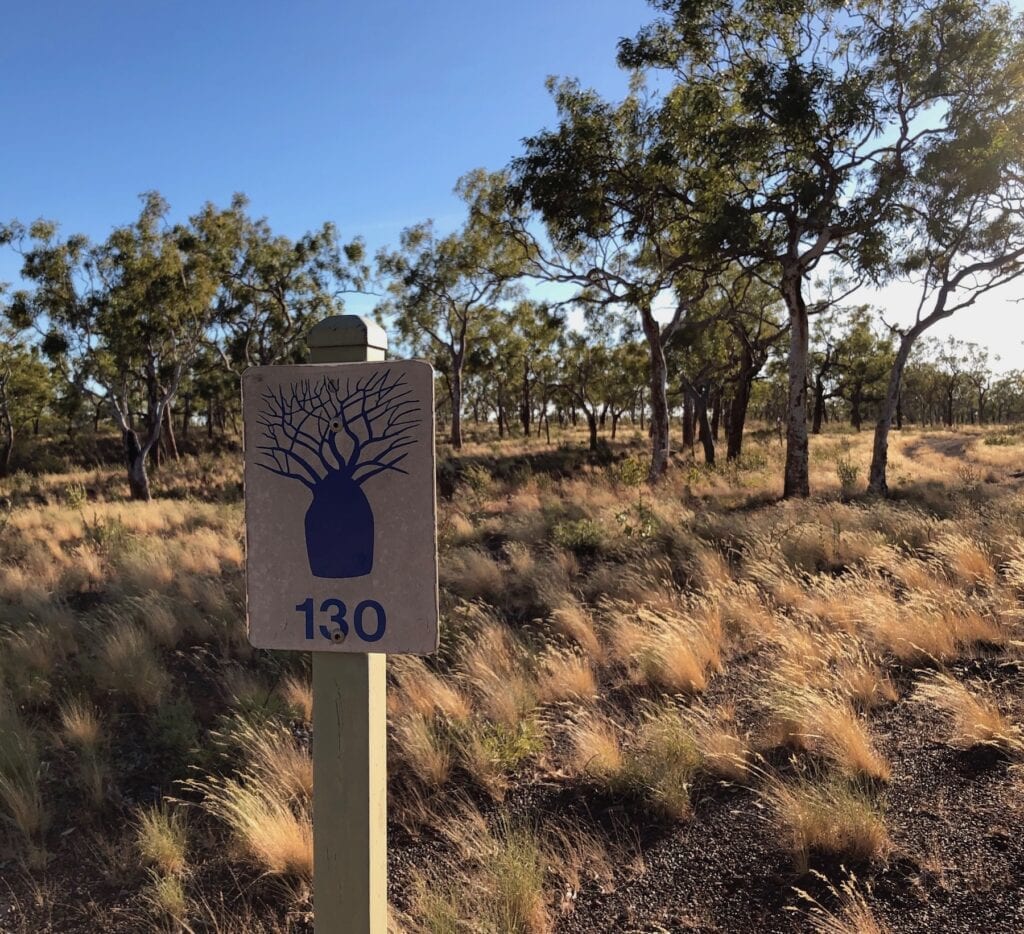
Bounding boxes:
242 360 438 653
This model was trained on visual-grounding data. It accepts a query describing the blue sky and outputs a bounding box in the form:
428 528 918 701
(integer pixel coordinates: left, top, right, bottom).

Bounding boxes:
3 0 1022 367
1 1 649 265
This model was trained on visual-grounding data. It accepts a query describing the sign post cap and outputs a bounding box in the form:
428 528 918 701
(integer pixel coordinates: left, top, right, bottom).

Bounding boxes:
308 315 388 354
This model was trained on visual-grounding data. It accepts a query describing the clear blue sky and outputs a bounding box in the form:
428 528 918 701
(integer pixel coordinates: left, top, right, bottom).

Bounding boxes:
3 0 1022 366
1 0 651 269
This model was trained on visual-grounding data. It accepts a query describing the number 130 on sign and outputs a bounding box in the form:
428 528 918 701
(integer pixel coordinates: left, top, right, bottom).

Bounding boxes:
295 598 387 644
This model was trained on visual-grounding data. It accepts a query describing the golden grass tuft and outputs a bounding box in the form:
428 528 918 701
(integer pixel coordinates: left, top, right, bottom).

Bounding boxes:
190 771 313 879
392 713 453 787
536 648 598 704
231 718 313 802
279 674 313 722
567 712 625 782
687 704 751 782
136 803 188 876
766 681 891 782
548 599 603 660
915 672 1023 755
794 870 891 934
0 696 49 858
390 656 471 722
604 598 723 695
94 621 170 707
761 774 890 872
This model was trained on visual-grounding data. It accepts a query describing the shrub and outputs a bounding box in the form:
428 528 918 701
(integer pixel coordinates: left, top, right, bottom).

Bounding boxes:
836 457 860 495
552 518 606 556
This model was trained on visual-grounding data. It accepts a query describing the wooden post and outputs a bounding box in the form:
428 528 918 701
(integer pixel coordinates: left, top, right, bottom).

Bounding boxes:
307 316 389 934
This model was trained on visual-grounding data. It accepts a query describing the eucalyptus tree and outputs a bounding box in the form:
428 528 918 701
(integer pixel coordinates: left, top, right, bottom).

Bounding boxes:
962 345 994 425
709 271 786 460
865 17 1024 491
604 341 648 440
989 371 1024 424
378 171 524 450
665 300 734 465
620 0 1021 497
831 308 894 432
556 332 613 452
508 80 725 481
0 321 54 475
189 194 368 370
3 193 219 499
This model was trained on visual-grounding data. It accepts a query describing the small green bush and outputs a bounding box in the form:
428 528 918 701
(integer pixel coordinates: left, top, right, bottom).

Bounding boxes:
552 519 606 556
836 457 860 494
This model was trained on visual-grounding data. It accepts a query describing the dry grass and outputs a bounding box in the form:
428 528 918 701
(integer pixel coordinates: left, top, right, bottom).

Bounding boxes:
190 772 313 879
278 674 313 722
915 673 1023 755
766 680 891 782
604 598 723 695
93 621 170 708
390 656 471 722
762 774 891 872
136 803 188 875
393 713 454 787
4 426 1024 929
536 648 598 704
794 870 891 934
0 696 48 861
567 712 625 782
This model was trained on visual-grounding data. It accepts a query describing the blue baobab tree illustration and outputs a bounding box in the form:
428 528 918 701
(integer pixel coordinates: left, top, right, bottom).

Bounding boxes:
255 370 420 578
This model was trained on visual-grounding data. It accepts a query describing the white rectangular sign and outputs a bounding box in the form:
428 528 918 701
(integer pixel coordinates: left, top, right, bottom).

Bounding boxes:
242 360 438 653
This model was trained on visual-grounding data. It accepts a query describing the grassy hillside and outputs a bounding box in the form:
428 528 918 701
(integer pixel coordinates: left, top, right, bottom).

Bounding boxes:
0 425 1022 932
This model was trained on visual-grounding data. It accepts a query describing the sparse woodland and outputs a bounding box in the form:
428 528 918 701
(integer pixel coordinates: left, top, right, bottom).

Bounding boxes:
3 0 1024 931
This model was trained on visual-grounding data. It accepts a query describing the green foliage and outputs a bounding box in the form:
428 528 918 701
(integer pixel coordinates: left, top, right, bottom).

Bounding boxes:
836 458 860 494
460 464 493 495
64 482 87 511
552 518 606 556
475 720 544 772
148 695 200 769
82 513 131 555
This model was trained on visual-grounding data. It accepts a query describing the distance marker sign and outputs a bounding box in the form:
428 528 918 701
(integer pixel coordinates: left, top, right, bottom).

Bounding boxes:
242 360 438 653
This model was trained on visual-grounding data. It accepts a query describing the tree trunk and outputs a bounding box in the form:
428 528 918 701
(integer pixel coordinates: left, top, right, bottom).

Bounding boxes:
783 274 811 498
0 413 12 478
710 392 721 442
164 401 179 460
697 393 715 466
811 377 826 434
123 428 151 501
521 361 531 434
640 309 670 482
586 410 599 452
682 390 695 451
868 331 917 495
727 367 754 462
181 393 192 441
611 412 620 440
450 355 464 450
850 387 863 432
